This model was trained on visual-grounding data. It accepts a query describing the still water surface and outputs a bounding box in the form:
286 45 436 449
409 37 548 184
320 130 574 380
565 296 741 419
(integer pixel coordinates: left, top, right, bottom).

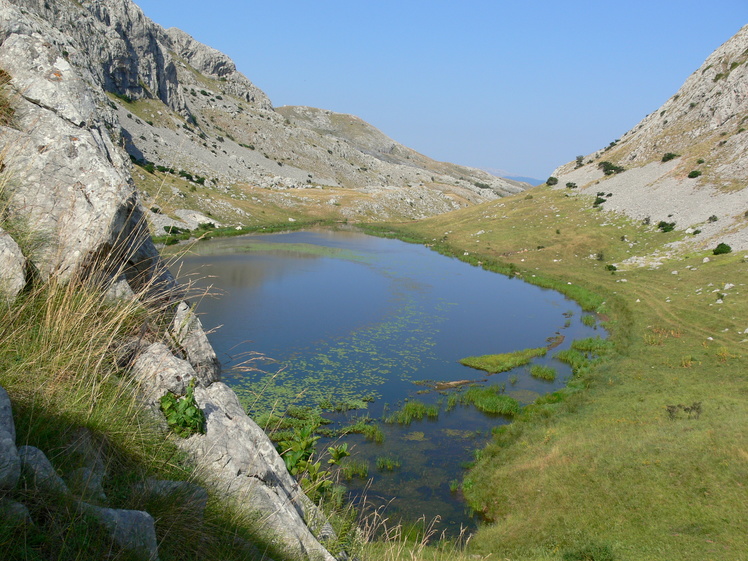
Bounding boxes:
176 230 600 531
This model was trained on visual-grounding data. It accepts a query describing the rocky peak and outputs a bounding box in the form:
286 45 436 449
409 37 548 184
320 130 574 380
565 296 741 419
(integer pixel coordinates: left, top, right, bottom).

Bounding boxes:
551 24 748 255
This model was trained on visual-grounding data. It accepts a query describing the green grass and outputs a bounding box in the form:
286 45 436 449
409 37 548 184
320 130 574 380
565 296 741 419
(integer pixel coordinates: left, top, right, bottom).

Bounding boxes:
375 456 402 471
0 275 289 560
457 386 521 416
459 347 547 374
529 364 557 381
339 458 370 480
383 400 439 425
358 184 748 560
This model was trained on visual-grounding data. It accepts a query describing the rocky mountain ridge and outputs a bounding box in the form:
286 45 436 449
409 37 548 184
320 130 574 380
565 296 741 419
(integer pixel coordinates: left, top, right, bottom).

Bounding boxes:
14 0 520 230
551 24 748 260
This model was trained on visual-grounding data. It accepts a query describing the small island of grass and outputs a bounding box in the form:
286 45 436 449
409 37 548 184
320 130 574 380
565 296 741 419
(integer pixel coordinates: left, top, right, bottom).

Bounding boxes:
459 347 547 374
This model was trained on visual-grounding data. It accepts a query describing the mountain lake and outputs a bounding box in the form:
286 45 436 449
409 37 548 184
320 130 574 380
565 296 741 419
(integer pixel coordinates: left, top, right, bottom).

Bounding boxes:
173 229 602 534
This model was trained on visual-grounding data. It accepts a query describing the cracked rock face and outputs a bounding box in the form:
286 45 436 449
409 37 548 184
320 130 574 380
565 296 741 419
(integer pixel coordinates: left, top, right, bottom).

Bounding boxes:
0 1 168 284
184 382 336 561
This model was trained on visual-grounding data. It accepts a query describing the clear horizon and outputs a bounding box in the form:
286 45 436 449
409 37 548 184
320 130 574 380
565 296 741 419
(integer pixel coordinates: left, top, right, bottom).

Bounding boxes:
134 0 748 179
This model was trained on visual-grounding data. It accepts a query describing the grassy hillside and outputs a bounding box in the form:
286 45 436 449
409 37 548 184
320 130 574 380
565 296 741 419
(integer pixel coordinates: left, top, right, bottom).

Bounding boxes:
361 184 747 560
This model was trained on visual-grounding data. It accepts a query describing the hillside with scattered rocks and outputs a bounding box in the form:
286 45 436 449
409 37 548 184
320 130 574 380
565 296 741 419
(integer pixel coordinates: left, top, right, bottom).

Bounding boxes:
551 24 748 261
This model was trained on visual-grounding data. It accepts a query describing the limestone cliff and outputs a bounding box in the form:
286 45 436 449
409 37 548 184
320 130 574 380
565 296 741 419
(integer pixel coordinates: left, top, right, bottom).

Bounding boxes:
0 0 339 558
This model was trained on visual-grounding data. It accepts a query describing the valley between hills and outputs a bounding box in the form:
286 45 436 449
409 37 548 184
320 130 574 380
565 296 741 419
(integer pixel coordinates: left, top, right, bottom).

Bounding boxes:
0 1 746 559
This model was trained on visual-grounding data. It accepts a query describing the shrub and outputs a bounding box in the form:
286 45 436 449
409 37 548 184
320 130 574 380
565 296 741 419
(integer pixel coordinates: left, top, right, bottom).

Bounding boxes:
575 155 584 168
661 152 679 162
546 176 559 186
593 196 606 207
566 182 577 189
708 215 718 222
713 243 732 255
598 161 624 175
657 221 676 233
688 170 702 178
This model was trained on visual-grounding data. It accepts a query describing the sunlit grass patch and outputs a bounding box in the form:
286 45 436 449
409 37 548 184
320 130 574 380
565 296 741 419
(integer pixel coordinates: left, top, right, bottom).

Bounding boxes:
459 347 547 374
529 364 557 381
458 386 521 416
342 417 385 443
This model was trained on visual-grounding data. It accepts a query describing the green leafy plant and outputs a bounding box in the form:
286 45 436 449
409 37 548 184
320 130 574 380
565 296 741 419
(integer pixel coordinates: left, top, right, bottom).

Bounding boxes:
277 424 319 476
159 379 206 438
327 443 351 465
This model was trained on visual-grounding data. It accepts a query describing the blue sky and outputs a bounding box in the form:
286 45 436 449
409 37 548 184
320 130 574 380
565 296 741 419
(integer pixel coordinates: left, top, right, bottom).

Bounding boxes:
135 0 748 179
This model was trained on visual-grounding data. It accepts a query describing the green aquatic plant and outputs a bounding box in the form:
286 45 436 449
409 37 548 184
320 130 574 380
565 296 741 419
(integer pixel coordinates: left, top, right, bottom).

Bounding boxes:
459 347 547 374
529 365 557 382
384 400 439 425
339 458 369 480
459 386 521 416
342 417 385 443
375 456 402 471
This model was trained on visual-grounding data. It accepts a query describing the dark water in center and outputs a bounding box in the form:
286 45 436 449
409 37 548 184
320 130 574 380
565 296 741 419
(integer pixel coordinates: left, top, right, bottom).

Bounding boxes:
174 229 601 532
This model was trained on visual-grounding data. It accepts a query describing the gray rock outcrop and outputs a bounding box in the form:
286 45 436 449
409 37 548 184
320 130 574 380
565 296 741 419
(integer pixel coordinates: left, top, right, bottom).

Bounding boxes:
0 385 20 490
184 382 336 561
18 445 70 496
130 341 197 407
170 301 221 385
0 1 168 285
79 503 160 561
0 227 25 301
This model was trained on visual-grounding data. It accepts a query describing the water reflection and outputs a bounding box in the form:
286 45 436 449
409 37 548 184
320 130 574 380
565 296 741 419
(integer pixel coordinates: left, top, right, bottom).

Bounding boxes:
175 230 602 531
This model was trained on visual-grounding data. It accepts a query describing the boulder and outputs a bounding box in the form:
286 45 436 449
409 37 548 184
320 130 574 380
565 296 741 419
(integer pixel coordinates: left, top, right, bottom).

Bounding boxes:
130 342 197 407
79 502 159 561
170 301 220 385
65 467 107 504
18 445 69 496
0 227 25 302
0 498 31 526
182 382 336 561
0 386 20 491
